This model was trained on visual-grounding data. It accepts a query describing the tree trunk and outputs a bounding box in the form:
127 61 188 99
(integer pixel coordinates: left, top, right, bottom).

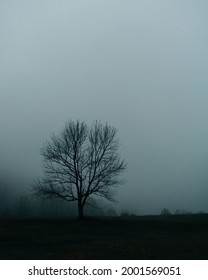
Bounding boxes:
78 202 84 220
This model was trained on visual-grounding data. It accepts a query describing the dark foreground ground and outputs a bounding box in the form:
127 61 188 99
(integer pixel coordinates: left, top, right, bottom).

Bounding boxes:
0 214 208 259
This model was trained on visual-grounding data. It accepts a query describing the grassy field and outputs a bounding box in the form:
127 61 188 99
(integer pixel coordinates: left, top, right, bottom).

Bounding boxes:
0 214 208 259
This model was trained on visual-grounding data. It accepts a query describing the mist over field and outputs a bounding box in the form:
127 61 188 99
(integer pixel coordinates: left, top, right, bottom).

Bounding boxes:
1 0 208 216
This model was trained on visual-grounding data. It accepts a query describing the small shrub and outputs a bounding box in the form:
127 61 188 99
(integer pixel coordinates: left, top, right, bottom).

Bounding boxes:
120 212 129 217
160 208 171 215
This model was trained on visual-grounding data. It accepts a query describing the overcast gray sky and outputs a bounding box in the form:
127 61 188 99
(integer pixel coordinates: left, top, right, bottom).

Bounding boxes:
1 0 208 214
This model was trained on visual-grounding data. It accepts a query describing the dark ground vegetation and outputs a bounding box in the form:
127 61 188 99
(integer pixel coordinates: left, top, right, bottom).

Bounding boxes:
0 214 208 259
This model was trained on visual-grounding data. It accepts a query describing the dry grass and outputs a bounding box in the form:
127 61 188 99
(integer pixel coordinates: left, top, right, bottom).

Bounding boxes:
0 215 208 259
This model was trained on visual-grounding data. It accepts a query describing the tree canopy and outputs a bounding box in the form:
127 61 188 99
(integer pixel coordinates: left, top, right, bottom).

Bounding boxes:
32 120 126 219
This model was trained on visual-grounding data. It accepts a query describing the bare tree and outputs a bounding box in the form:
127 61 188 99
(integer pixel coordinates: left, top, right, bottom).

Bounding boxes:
32 120 126 219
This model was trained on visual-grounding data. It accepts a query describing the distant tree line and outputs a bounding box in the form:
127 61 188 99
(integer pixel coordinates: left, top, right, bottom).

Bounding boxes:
0 191 118 218
160 208 204 216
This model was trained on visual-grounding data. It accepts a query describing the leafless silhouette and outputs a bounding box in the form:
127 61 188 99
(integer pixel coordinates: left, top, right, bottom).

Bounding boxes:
32 120 126 219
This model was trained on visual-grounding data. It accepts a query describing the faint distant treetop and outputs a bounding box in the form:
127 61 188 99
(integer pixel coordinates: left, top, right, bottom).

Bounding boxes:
160 208 172 216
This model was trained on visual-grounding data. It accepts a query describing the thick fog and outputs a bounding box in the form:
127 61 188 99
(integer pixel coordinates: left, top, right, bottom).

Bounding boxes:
1 0 208 215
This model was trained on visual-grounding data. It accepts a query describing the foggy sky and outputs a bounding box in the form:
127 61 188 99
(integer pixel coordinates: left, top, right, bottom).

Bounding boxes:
1 0 208 214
